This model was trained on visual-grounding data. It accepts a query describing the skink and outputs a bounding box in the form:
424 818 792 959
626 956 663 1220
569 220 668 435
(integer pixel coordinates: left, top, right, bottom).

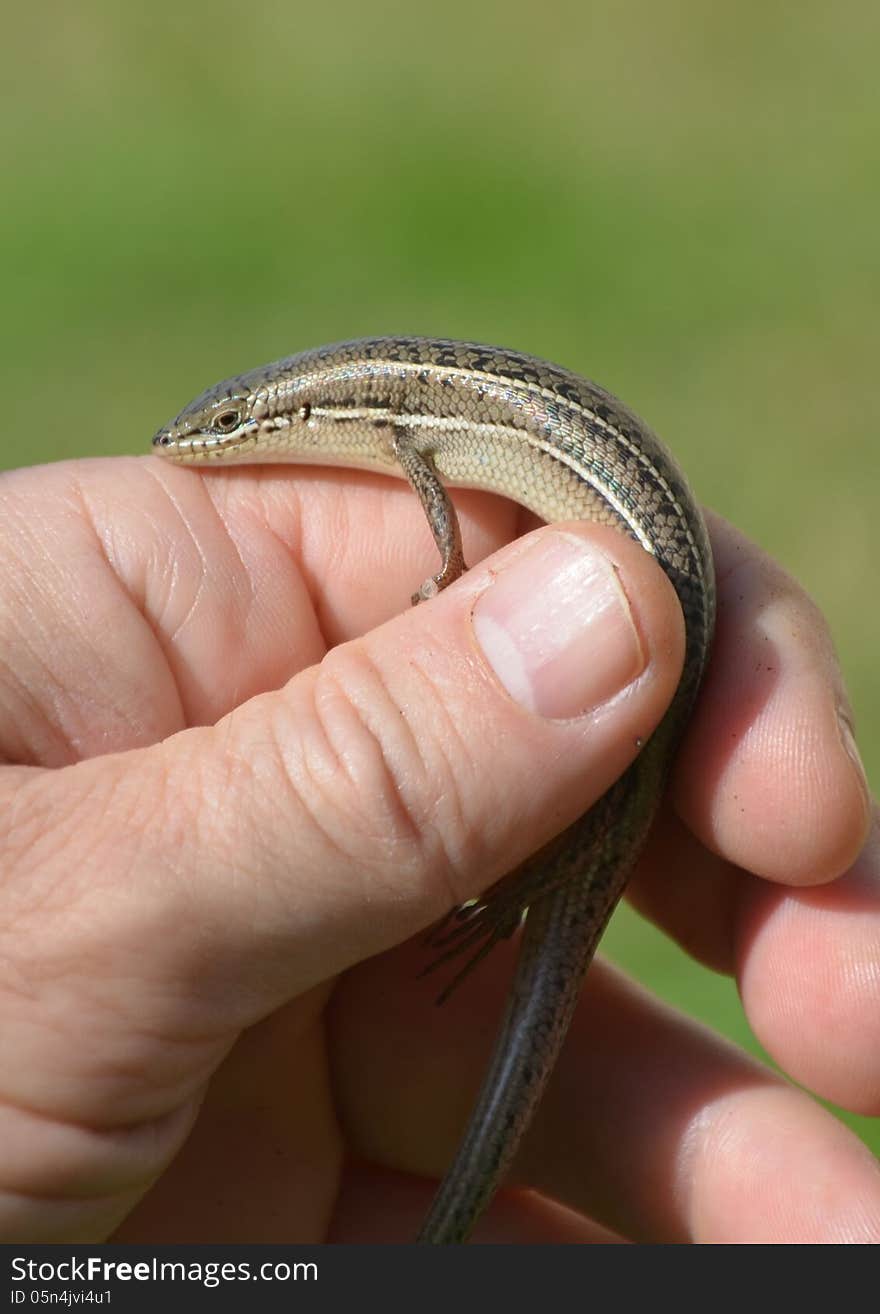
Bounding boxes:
151 336 715 1243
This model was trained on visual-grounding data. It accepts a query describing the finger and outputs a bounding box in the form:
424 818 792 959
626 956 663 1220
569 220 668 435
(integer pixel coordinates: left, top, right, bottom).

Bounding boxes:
581 509 873 980
673 512 871 885
0 460 196 765
0 519 683 1129
607 808 880 1117
626 810 742 974
736 815 880 1112
330 944 880 1243
0 459 515 762
526 962 880 1243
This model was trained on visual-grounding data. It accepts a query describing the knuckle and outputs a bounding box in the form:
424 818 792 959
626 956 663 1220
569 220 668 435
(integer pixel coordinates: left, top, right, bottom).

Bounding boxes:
273 639 480 908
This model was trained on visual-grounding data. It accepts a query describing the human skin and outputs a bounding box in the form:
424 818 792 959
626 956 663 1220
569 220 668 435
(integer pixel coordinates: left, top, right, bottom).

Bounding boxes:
0 454 877 1243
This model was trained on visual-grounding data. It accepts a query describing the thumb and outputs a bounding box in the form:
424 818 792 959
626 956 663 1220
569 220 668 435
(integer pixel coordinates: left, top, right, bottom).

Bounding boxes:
6 522 683 1091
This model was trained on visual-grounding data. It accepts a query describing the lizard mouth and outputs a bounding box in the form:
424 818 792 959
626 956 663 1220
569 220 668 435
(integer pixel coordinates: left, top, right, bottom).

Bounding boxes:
151 424 258 456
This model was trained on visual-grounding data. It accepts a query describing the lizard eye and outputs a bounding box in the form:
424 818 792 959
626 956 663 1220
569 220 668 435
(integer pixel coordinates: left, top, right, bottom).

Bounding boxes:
214 409 241 433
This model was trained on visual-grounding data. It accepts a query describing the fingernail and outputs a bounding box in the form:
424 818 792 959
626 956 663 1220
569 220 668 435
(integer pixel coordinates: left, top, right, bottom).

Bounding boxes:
837 707 870 800
472 531 647 719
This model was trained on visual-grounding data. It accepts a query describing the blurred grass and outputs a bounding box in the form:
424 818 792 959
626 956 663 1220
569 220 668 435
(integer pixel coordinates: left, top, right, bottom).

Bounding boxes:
2 2 877 1161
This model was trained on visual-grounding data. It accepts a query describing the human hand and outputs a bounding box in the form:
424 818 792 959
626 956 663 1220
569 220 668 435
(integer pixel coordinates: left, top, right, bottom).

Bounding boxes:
0 454 876 1242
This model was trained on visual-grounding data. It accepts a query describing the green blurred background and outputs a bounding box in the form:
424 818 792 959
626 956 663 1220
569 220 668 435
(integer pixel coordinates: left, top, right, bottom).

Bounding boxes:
2 2 877 1162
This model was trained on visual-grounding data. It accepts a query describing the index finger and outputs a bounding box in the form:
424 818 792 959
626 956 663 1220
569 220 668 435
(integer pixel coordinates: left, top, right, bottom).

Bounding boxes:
674 511 871 885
